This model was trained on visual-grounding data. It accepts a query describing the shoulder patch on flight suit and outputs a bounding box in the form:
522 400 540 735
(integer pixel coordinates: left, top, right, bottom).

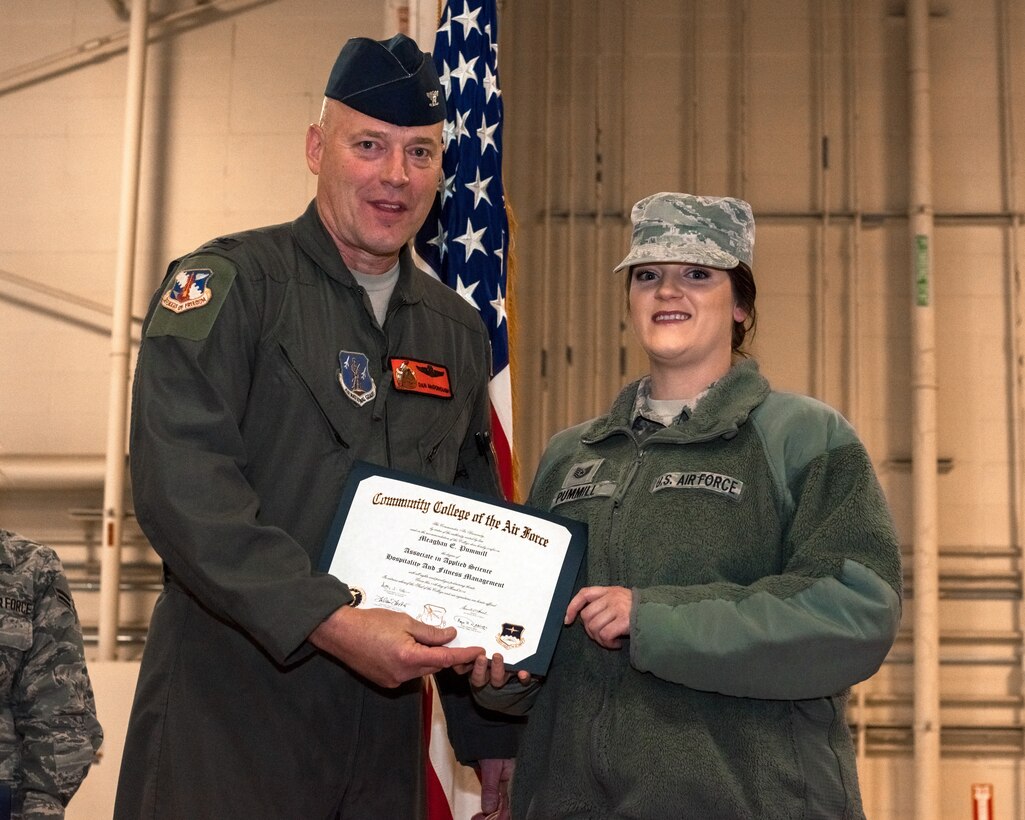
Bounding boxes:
145 254 238 341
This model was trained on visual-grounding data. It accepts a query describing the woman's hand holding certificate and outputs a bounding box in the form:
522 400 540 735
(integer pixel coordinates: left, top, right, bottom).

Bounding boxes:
320 462 586 676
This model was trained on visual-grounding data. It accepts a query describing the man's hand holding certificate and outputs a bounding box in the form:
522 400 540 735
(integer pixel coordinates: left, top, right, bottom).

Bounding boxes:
320 462 587 676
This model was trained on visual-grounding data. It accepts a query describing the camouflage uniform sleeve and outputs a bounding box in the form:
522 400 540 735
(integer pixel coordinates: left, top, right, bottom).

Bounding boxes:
12 554 102 818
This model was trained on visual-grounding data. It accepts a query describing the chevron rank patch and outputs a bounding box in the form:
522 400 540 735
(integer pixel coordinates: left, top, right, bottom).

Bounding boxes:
552 459 616 507
145 254 237 341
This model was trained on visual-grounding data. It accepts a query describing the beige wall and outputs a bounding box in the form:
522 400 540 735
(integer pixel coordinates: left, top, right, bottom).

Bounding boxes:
1 1 1024 817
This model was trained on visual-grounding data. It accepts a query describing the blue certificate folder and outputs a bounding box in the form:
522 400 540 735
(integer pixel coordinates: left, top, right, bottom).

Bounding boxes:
319 460 587 677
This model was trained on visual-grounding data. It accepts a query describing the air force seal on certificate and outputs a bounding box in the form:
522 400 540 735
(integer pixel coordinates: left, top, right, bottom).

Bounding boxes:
338 351 376 407
160 268 213 313
552 459 617 507
497 622 525 649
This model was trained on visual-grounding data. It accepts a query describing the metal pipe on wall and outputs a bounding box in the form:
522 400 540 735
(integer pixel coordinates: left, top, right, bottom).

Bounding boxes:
99 0 150 662
563 0 578 432
737 0 749 198
590 1 605 415
906 0 941 816
537 0 555 477
687 0 700 191
814 0 828 401
0 456 105 490
843 0 870 777
997 0 1025 805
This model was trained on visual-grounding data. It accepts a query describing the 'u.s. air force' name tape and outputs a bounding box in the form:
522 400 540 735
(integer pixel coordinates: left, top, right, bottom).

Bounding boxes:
651 471 744 500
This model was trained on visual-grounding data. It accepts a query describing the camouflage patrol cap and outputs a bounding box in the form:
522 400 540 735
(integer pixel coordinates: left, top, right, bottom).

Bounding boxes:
613 192 755 273
325 33 446 127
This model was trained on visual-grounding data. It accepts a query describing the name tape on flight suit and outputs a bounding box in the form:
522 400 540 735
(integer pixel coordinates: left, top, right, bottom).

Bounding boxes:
389 357 452 399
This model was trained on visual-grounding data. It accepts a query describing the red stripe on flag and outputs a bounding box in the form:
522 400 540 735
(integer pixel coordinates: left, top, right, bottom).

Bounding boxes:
490 405 513 500
423 679 455 820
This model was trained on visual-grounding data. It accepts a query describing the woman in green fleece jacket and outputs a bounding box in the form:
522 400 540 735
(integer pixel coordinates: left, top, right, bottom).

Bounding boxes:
471 191 902 819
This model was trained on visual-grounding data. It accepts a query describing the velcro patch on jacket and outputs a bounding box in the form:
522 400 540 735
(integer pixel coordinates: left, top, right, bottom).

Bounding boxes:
390 358 452 399
651 471 744 500
145 254 238 341
0 595 32 617
552 481 616 507
561 459 605 488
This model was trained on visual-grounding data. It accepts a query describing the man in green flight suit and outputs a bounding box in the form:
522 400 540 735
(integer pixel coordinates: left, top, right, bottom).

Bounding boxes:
114 33 517 820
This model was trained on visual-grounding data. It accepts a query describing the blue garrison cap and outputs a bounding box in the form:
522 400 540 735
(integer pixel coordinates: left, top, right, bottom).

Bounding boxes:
325 34 446 127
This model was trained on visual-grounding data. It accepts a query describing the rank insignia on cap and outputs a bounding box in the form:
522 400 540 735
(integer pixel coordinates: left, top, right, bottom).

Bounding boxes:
497 622 525 650
390 357 452 399
160 268 213 314
338 351 376 407
426 90 440 107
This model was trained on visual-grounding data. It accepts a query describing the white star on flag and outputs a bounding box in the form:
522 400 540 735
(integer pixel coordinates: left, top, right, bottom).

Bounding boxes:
482 63 500 103
452 108 471 144
451 1 482 36
476 114 498 154
449 52 479 92
490 286 506 327
454 219 487 261
454 273 480 307
464 168 493 208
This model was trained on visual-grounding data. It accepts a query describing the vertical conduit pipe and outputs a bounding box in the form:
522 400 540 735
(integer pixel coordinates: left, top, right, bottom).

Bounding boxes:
906 0 941 816
617 2 629 381
737 0 749 197
688 0 699 191
99 0 150 661
539 0 555 466
563 1 577 430
591 1 605 412
814 0 829 399
844 1 870 780
997 0 1025 798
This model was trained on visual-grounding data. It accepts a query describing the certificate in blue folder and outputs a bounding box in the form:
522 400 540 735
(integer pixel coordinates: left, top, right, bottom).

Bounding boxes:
320 460 587 676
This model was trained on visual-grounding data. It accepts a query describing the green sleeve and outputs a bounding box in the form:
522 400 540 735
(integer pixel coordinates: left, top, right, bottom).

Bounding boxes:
632 440 902 700
131 254 350 665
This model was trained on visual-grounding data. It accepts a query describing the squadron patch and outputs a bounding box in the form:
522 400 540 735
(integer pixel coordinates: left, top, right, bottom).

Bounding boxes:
651 471 744 501
145 254 237 341
160 268 213 313
389 357 452 399
338 351 376 407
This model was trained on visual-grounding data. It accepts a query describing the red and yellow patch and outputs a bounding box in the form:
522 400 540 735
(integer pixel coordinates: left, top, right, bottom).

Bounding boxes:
389 358 452 399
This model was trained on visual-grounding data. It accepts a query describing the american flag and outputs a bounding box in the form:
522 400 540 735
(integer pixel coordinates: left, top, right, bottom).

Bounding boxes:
414 0 514 500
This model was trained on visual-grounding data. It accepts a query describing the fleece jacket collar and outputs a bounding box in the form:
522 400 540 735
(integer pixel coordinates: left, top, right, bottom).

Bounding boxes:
582 359 771 446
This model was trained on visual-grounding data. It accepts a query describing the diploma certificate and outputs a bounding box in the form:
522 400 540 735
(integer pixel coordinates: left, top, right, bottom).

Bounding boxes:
320 461 587 675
